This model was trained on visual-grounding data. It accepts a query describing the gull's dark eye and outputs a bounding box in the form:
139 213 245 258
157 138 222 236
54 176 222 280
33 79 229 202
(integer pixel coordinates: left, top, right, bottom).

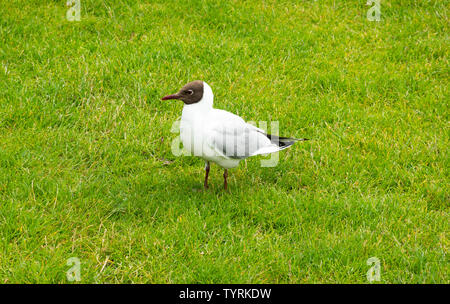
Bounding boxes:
187 89 194 95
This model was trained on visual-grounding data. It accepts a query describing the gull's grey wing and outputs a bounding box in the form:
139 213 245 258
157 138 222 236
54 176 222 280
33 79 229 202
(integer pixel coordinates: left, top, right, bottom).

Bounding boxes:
206 110 279 159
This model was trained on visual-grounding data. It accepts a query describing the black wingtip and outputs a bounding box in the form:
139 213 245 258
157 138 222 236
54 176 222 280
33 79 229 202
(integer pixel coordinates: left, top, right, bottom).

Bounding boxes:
265 133 310 147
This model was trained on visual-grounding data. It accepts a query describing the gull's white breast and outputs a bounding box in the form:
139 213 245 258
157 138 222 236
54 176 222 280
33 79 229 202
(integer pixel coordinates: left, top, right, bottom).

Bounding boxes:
180 108 241 169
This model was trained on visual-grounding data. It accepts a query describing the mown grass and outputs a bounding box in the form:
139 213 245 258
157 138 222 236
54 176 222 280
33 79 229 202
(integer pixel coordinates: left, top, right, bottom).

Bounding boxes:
0 0 448 283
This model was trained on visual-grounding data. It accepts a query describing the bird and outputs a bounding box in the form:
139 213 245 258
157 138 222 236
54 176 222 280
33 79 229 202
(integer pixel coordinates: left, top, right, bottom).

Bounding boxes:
162 80 308 190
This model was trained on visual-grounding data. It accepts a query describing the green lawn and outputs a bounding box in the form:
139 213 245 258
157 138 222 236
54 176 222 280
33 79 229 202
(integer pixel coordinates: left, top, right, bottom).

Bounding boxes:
0 0 448 283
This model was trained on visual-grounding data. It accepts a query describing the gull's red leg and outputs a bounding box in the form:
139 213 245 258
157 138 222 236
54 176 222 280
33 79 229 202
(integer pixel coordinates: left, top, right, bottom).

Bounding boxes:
223 169 228 190
204 161 210 189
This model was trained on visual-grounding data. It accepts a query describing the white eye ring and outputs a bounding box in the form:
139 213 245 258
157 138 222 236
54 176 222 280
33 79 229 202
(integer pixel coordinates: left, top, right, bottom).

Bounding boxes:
187 90 194 95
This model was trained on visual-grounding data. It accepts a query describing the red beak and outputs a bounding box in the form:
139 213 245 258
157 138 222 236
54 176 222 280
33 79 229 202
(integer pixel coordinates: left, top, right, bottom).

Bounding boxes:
161 94 180 101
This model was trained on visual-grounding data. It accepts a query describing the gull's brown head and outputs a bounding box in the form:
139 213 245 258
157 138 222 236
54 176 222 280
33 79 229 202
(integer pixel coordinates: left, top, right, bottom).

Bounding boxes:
162 80 204 105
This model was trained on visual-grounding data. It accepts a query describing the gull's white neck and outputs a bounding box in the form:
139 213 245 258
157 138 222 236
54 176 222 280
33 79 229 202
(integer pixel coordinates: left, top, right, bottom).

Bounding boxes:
181 82 214 119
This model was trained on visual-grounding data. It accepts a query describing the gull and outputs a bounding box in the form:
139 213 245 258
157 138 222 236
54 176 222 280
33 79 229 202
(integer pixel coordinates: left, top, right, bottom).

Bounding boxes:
162 81 308 190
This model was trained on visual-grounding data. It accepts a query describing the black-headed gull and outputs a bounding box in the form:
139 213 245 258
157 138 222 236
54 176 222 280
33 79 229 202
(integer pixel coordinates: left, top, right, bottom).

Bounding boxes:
162 81 308 190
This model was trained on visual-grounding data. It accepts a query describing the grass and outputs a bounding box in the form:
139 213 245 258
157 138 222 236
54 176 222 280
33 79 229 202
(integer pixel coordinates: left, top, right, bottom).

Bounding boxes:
0 0 448 283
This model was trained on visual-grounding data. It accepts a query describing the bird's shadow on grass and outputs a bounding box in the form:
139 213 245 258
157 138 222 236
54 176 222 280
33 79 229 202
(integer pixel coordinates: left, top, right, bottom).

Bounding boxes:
155 166 250 200
151 165 291 201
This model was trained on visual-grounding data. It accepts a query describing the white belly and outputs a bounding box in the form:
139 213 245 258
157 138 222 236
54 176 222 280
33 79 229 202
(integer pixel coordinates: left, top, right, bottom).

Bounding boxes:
180 120 240 169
